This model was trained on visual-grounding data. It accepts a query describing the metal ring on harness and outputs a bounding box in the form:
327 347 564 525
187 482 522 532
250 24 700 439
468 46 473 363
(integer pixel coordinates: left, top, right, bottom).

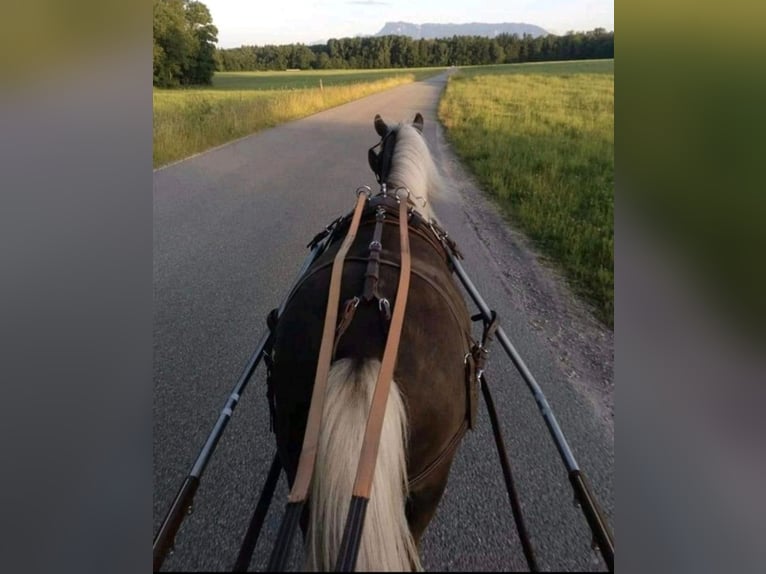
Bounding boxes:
356 185 372 198
394 187 411 202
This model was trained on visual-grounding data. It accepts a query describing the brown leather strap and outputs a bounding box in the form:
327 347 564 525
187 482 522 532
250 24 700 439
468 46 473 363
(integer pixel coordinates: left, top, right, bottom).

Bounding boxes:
361 207 386 301
333 296 360 359
290 255 473 349
407 420 468 490
351 198 411 499
288 193 368 503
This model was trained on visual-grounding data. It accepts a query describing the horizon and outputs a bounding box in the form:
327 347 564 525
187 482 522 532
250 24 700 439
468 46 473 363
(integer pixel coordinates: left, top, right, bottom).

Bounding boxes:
204 1 614 49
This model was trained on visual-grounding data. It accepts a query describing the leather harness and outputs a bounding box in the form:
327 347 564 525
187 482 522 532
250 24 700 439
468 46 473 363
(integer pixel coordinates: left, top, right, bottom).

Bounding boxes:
268 191 487 498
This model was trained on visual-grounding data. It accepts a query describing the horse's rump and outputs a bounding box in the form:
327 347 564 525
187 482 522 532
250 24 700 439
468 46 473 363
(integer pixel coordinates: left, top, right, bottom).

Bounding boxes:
270 204 473 536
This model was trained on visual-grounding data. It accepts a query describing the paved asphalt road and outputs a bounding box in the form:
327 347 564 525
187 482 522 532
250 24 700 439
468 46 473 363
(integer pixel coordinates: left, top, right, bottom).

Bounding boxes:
153 72 614 571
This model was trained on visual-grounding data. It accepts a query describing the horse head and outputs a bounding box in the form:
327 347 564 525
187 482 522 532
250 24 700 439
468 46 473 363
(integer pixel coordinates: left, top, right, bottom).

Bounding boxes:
368 112 441 220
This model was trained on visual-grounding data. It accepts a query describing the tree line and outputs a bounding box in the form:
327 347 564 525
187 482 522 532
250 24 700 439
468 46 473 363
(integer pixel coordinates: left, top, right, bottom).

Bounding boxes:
216 29 614 72
153 0 218 87
152 0 613 87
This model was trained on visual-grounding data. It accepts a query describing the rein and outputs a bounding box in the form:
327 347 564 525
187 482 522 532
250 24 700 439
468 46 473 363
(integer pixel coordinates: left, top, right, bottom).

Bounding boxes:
335 190 412 571
267 191 369 571
268 189 416 572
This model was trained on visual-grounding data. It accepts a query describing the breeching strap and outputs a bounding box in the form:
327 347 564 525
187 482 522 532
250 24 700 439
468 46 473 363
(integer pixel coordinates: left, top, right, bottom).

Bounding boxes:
334 196 412 572
267 192 368 572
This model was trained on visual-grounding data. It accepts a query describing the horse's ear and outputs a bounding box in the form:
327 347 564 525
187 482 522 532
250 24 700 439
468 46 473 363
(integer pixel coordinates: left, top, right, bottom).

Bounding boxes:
374 114 388 137
413 113 424 133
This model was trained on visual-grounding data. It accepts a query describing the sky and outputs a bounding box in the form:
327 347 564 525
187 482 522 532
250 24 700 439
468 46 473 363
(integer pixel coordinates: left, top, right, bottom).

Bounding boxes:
204 0 614 48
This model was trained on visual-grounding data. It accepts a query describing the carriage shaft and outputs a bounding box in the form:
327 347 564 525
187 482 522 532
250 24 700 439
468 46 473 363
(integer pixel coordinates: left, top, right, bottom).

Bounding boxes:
449 254 579 471
445 250 615 571
153 239 327 571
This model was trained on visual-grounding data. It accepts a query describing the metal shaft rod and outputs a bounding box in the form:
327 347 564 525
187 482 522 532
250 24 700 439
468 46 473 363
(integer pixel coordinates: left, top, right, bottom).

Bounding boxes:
450 255 578 472
153 241 326 571
446 250 614 571
569 470 614 570
153 330 271 570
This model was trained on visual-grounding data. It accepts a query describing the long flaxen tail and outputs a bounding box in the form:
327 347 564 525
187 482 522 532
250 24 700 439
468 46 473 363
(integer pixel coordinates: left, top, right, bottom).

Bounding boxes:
304 358 422 572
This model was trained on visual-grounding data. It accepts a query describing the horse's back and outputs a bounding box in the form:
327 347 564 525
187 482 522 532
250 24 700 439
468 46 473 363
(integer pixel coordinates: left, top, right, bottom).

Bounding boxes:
270 212 473 538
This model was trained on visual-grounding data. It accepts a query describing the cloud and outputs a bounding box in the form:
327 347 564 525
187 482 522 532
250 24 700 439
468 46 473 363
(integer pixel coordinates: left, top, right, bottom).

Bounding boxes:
347 1 390 5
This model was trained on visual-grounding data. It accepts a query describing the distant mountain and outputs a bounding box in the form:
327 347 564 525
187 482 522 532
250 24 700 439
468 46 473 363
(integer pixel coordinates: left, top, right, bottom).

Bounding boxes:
375 21 549 40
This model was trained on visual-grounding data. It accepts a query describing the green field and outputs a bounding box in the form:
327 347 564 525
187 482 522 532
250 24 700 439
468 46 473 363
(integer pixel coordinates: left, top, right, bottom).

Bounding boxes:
211 68 444 90
456 59 614 76
153 68 444 167
439 59 614 325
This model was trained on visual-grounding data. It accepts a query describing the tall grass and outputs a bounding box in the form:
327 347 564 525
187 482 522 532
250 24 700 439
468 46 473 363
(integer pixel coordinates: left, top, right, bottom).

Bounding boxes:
153 69 442 168
439 61 614 326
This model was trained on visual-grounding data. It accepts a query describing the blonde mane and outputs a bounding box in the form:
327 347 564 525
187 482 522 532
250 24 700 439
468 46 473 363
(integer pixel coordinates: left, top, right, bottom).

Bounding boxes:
385 122 444 221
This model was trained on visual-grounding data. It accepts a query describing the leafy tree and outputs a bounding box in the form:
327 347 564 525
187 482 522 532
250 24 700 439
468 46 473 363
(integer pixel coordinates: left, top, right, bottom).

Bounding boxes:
289 45 316 70
153 0 194 87
316 52 331 69
153 0 218 87
181 1 218 84
489 40 505 64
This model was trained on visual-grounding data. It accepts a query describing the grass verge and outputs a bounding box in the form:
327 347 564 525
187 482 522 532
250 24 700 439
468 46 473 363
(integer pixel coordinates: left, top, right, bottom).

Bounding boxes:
439 60 614 326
